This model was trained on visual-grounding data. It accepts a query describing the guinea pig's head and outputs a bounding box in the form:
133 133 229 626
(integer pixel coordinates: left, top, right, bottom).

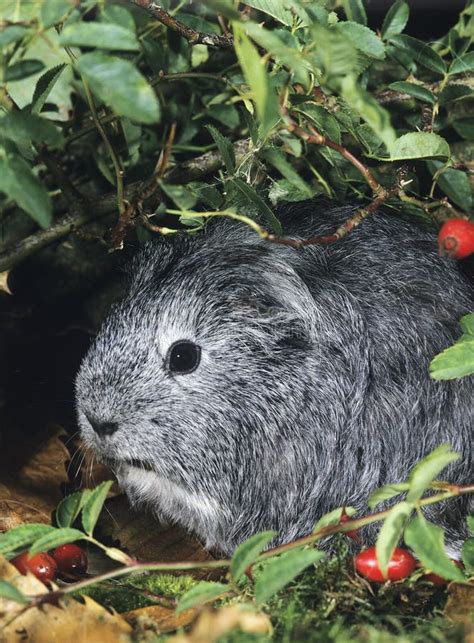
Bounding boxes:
75 226 321 539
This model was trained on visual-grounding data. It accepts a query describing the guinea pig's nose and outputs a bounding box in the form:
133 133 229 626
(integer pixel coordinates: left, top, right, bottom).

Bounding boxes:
88 417 119 436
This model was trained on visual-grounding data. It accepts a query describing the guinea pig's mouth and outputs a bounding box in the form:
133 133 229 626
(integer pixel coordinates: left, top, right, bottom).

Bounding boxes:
102 456 155 473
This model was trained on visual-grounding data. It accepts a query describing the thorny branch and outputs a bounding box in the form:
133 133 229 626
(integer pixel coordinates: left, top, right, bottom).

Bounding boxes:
24 482 474 607
128 0 234 48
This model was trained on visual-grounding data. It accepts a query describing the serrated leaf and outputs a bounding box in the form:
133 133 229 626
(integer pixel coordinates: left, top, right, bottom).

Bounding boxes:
176 582 229 613
255 548 324 605
29 528 85 554
81 480 113 536
230 177 282 234
5 59 45 82
427 161 472 211
76 52 160 125
338 22 385 60
404 514 465 582
231 531 275 582
0 580 28 604
341 75 396 151
439 84 472 105
388 81 435 104
261 148 312 196
381 0 409 40
243 0 309 27
205 124 236 173
407 445 459 502
389 133 450 161
0 155 52 228
376 501 413 577
295 103 341 143
60 23 140 51
1 112 63 148
32 64 67 114
0 524 56 555
430 339 474 380
449 52 474 75
389 35 446 75
313 506 356 532
461 537 474 574
368 483 409 509
55 490 91 528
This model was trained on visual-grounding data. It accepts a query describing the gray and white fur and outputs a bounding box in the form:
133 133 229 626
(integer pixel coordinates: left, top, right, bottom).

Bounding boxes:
76 201 473 555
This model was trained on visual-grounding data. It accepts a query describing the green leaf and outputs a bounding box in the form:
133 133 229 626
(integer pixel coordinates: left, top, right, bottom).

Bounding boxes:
389 35 446 75
452 118 474 141
230 177 282 234
160 183 197 211
255 548 324 605
388 81 435 104
310 24 359 80
406 445 460 503
427 161 472 211
389 133 450 161
341 75 397 151
449 52 474 75
205 124 236 173
313 506 356 532
41 0 73 28
230 531 276 583
29 528 85 555
32 64 67 114
208 103 239 129
342 0 367 25
0 580 28 604
5 59 45 82
381 0 409 40
1 112 63 148
0 524 56 555
243 0 309 27
404 514 465 582
81 480 113 536
368 483 409 509
76 52 160 124
294 104 341 143
0 155 52 228
430 339 474 380
468 515 474 535
60 23 140 51
101 4 136 31
0 25 29 48
376 501 413 577
262 148 313 197
461 537 474 575
176 582 229 613
55 490 91 528
460 314 474 337
338 22 385 60
439 85 472 105
233 23 279 136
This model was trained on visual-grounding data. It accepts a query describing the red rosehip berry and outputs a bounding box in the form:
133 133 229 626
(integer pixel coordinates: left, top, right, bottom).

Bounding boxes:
340 506 359 541
438 218 474 259
12 551 57 584
354 547 416 583
51 543 88 576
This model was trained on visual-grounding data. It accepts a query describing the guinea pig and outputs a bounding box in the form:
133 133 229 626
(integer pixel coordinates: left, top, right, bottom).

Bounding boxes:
75 200 473 556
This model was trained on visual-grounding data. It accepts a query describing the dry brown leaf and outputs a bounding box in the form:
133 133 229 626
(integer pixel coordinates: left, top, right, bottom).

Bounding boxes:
122 604 197 634
0 555 133 643
0 272 12 295
0 426 69 526
444 581 474 624
98 495 216 573
168 605 272 643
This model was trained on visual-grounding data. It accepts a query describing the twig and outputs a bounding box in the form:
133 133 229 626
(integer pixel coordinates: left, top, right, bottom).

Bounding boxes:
128 0 234 48
27 482 474 603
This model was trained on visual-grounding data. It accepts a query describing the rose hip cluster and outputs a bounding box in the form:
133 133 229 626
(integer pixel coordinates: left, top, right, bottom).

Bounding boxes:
11 544 87 584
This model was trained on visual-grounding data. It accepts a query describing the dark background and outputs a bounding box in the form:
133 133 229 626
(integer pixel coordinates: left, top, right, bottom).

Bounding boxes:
366 0 466 37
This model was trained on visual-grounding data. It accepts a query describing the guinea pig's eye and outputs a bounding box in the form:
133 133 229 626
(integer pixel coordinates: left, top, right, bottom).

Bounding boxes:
167 341 201 374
